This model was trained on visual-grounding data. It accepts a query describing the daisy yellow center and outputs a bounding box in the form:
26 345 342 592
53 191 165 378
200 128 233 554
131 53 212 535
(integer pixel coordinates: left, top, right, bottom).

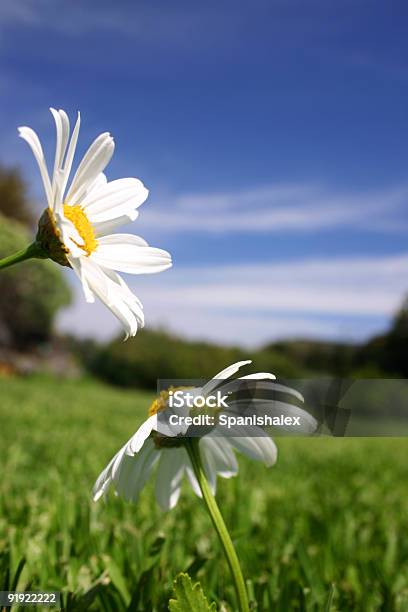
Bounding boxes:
148 386 192 416
150 386 194 449
63 204 98 256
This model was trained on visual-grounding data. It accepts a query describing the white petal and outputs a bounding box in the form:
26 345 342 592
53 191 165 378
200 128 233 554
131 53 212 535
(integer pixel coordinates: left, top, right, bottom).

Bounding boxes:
101 267 145 337
227 400 316 433
225 429 278 467
270 402 316 433
128 415 157 454
66 132 114 204
226 380 304 404
68 256 95 303
81 178 149 222
74 256 107 300
114 438 159 502
108 300 140 339
211 360 253 381
77 258 143 338
89 204 140 225
52 168 65 215
50 108 70 200
239 373 276 380
18 126 52 206
93 475 112 502
268 382 304 403
202 436 238 478
211 377 300 409
92 443 127 501
98 233 149 247
202 360 252 396
93 213 139 238
111 444 130 479
86 172 107 195
91 240 172 275
155 448 186 510
101 266 144 311
93 459 114 501
60 111 80 197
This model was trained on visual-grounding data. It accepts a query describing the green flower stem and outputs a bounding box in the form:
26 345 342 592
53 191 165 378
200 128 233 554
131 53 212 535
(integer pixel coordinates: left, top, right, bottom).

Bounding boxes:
185 438 250 612
0 242 47 270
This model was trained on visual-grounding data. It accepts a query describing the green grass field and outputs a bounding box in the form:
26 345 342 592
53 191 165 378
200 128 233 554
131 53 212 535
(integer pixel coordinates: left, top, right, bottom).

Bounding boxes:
0 375 407 611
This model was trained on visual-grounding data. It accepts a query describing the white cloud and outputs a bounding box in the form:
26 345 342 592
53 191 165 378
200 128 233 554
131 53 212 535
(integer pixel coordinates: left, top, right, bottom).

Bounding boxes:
57 253 408 346
129 254 408 318
57 293 342 348
140 183 408 234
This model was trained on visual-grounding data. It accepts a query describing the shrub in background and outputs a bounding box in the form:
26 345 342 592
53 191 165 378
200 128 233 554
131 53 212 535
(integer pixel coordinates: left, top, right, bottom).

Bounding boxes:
87 328 299 389
0 213 71 349
356 298 408 377
0 166 34 227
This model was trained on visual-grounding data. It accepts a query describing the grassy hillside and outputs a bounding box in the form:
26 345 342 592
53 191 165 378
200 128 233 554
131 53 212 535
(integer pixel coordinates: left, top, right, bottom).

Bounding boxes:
0 376 407 610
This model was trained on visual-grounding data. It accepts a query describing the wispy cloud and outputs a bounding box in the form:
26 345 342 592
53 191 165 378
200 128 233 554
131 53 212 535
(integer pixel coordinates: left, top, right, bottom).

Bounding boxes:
139 183 408 234
130 254 408 317
9 111 408 238
0 1 249 43
0 0 40 27
57 253 408 346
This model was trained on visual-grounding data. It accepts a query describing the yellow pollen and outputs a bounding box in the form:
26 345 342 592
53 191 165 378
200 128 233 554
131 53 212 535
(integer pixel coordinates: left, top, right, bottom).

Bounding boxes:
63 204 98 256
148 386 192 416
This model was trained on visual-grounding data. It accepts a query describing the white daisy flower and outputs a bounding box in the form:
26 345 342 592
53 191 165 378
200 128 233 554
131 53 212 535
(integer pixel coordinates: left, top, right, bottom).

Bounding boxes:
93 360 314 510
18 108 172 338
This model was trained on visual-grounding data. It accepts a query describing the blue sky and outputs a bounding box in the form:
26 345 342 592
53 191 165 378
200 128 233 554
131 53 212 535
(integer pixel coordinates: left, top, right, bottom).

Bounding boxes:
1 0 408 346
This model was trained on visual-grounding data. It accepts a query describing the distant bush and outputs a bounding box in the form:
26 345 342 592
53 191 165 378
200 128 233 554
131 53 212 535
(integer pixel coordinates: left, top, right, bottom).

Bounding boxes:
79 297 408 387
383 296 408 377
0 166 34 227
263 339 357 376
87 328 299 389
0 214 72 348
356 297 408 377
